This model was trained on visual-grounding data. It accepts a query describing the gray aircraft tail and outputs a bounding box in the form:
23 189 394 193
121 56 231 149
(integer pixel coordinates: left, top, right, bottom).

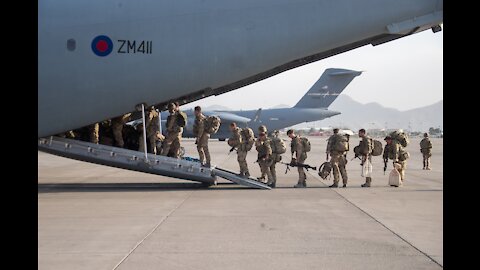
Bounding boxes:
294 68 362 109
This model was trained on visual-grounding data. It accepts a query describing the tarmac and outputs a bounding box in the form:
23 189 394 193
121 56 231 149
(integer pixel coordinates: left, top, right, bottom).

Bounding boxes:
38 136 443 270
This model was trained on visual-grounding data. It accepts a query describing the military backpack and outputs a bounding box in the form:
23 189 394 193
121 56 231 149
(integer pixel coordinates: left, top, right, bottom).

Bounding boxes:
371 139 383 156
301 137 311 152
332 135 349 152
420 138 432 149
205 115 221 134
241 127 255 151
318 161 332 180
176 111 188 128
270 137 287 155
389 130 409 147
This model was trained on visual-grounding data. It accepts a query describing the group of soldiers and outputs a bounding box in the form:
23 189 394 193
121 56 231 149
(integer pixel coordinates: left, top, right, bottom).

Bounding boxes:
60 103 433 189
226 124 311 188
59 102 187 158
226 126 433 189
324 128 433 188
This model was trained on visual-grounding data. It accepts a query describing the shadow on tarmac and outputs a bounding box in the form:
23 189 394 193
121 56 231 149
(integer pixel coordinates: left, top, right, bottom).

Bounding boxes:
37 182 256 193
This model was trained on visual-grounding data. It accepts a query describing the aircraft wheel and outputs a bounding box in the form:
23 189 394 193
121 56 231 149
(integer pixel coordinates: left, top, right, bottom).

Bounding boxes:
218 138 226 141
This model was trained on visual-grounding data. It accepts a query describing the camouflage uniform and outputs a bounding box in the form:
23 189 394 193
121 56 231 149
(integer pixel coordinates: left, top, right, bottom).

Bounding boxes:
228 127 250 177
161 111 183 158
268 132 282 187
111 113 131 148
358 135 373 186
326 134 348 186
291 136 307 187
420 137 432 170
193 113 210 165
138 110 160 154
384 142 407 181
89 123 99 144
255 138 273 184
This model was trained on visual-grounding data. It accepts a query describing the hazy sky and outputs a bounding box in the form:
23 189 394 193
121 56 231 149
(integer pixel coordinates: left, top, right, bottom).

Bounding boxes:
187 28 443 111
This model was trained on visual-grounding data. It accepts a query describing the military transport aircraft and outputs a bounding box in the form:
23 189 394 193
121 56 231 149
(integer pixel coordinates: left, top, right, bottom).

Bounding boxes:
175 68 362 140
38 0 443 188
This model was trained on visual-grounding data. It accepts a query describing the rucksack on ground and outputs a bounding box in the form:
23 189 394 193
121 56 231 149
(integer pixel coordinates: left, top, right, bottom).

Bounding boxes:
318 161 332 180
389 130 409 147
371 139 383 156
270 137 286 155
301 137 311 152
176 111 187 127
241 127 255 151
205 115 221 134
333 135 349 152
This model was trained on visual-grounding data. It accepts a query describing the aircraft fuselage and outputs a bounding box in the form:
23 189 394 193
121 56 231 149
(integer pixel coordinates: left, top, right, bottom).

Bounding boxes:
39 0 442 137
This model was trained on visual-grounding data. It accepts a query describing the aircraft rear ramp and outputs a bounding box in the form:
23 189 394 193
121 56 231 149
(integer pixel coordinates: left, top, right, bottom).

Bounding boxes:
38 137 271 190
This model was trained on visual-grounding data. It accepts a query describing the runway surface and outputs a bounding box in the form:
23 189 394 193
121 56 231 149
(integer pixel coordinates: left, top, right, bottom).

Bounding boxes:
39 136 443 270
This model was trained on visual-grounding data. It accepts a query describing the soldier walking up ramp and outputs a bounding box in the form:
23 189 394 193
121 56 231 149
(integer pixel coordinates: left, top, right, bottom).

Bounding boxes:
38 137 270 189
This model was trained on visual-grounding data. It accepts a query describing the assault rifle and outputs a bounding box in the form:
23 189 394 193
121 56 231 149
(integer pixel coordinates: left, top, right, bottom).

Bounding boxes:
280 161 317 174
351 153 362 162
228 146 236 155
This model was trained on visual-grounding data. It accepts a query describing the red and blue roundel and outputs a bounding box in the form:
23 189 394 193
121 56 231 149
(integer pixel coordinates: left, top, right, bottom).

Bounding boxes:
91 35 113 57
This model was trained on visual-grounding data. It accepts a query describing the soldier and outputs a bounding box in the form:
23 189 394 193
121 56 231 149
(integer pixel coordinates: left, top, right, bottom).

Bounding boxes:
89 123 99 144
111 113 131 148
193 106 211 167
326 128 348 188
255 125 267 182
228 122 250 178
384 136 408 182
258 125 267 136
171 103 185 157
255 132 274 186
268 130 283 188
357 129 373 187
138 107 159 154
161 103 183 158
420 132 432 170
287 129 307 188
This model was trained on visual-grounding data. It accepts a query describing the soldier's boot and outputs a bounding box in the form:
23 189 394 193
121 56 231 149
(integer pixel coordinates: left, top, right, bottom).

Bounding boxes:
342 183 347 188
426 160 431 170
329 182 338 188
267 173 277 187
267 179 276 188
361 177 372 187
257 177 266 183
243 171 250 179
294 180 306 188
203 162 211 168
423 160 426 170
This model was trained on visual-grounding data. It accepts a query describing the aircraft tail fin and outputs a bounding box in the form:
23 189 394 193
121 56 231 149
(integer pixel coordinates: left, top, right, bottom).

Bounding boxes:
293 68 362 109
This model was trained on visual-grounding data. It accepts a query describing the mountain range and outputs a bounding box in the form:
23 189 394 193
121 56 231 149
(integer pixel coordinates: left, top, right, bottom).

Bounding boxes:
305 95 443 131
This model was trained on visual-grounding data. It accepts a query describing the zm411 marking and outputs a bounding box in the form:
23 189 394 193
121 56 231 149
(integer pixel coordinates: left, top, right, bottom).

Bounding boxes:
117 40 153 54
